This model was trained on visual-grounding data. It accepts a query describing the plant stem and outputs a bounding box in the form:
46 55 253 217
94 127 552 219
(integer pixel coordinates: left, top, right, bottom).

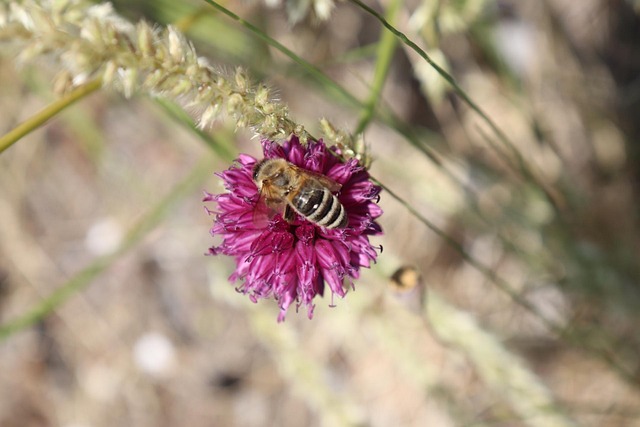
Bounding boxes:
354 0 402 135
0 79 102 154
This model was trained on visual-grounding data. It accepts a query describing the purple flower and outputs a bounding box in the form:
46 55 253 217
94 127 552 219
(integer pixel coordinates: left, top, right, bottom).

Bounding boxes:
204 136 383 321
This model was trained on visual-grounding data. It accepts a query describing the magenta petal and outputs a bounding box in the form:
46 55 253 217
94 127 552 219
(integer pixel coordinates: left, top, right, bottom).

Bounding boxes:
295 224 316 243
237 154 257 166
315 240 346 297
285 136 305 166
296 241 317 287
202 191 216 202
262 139 286 159
303 141 328 173
326 158 362 184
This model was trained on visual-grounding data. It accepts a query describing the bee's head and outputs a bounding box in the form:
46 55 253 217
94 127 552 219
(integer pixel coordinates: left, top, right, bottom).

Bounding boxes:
252 158 288 185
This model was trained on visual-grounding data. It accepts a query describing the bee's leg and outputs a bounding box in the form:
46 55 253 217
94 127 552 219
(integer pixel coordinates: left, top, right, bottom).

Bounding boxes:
283 205 296 223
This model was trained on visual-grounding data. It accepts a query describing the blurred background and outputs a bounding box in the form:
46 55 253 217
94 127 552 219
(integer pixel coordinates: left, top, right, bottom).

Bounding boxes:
1 0 640 426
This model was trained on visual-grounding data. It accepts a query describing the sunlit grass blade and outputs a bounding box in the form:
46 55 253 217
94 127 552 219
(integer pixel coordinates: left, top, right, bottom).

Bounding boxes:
353 0 402 135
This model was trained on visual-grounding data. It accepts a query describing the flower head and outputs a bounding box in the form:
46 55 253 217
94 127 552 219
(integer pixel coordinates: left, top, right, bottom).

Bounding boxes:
205 136 382 321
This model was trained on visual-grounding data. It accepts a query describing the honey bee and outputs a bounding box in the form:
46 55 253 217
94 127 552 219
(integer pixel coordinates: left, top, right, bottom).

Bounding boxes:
252 158 348 229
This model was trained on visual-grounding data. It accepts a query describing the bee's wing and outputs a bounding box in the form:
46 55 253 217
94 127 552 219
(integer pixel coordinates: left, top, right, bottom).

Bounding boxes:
253 183 287 226
291 165 342 193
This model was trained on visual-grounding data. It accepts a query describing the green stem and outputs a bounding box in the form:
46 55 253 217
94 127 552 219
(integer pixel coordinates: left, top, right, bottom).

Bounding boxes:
0 79 102 154
354 0 402 135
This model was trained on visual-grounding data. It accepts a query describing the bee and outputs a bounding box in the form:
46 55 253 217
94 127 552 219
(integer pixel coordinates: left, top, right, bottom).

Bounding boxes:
252 158 348 229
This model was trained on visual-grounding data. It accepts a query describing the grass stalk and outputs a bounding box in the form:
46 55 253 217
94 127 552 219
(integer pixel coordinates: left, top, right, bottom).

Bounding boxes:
0 79 102 154
354 0 402 134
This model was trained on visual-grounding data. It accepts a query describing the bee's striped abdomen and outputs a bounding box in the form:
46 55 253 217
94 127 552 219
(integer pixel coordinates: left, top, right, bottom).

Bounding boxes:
292 188 347 229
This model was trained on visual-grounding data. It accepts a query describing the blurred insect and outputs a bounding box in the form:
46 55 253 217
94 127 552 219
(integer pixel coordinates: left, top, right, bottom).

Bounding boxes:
389 265 426 312
389 265 422 293
252 158 348 229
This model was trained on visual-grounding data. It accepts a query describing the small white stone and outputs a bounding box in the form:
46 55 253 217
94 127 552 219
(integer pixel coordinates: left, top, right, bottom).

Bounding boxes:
133 332 176 377
85 218 122 256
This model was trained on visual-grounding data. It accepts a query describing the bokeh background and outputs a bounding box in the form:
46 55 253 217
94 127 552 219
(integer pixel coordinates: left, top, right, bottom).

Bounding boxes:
1 0 640 426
